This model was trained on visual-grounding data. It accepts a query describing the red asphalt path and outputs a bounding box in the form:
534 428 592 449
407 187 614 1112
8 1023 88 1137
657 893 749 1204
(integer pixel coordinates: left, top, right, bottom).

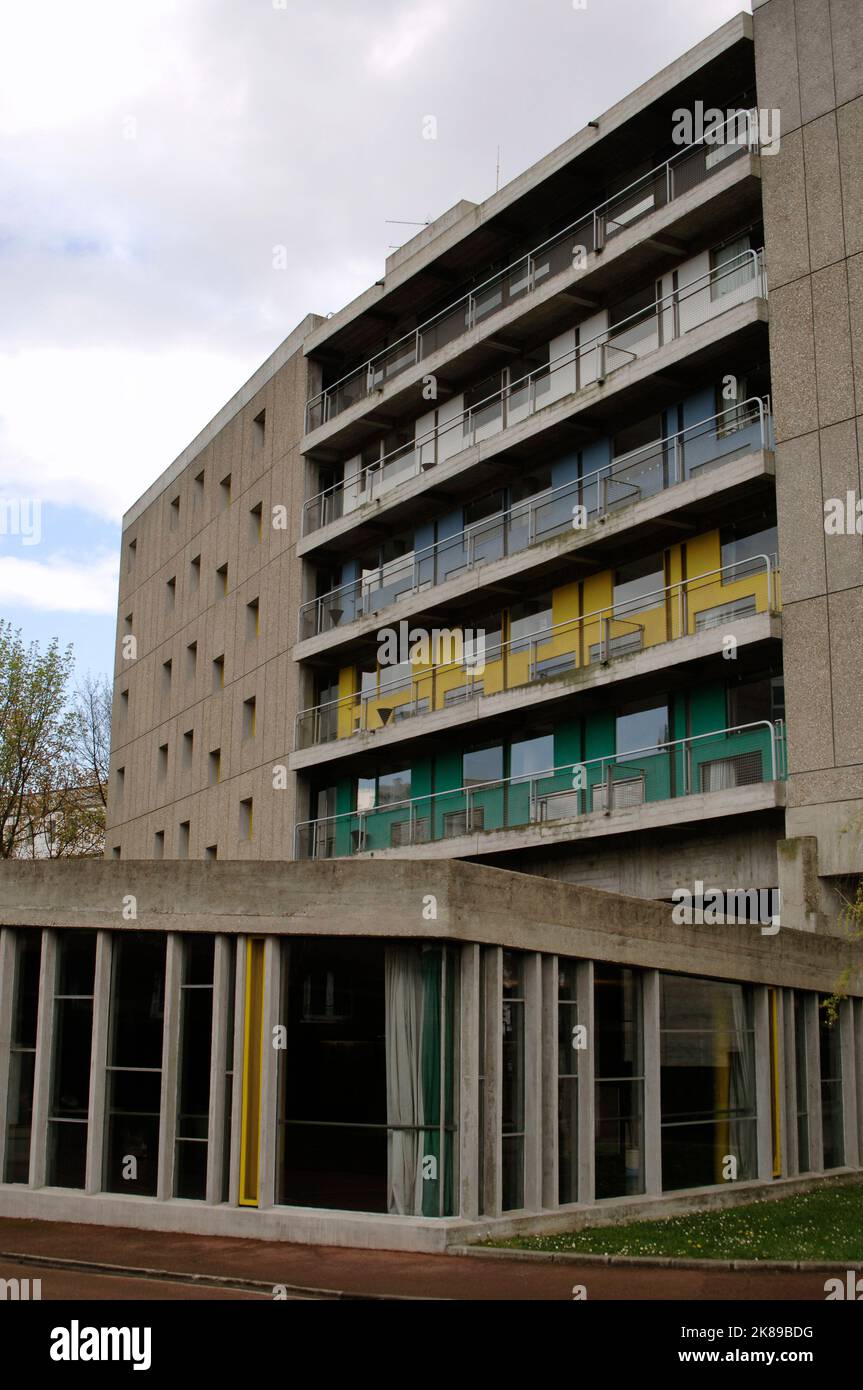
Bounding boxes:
0 1218 832 1301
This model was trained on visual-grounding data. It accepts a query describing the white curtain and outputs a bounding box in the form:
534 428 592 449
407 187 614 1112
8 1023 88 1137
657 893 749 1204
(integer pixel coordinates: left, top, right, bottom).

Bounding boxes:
385 946 425 1215
729 987 758 1179
702 758 738 793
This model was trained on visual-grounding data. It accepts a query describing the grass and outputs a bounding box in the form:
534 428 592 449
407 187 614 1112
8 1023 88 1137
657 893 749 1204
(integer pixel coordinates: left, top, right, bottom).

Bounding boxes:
484 1180 863 1262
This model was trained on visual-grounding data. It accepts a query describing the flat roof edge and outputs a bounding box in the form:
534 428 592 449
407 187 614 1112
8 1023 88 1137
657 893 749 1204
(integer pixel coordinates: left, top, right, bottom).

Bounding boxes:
303 11 753 358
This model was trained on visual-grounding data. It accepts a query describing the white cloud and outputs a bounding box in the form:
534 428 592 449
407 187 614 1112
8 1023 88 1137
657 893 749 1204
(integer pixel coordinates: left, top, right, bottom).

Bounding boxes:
0 551 119 614
366 4 448 76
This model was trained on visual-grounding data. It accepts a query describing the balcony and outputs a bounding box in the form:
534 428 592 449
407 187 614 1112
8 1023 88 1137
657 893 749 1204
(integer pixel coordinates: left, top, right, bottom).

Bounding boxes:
304 110 761 438
294 554 780 753
294 720 787 860
301 248 767 543
298 397 772 641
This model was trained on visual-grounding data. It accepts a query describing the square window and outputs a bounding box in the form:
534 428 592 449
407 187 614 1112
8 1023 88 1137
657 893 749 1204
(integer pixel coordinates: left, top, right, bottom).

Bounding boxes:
209 749 221 785
220 474 232 509
246 598 260 639
213 655 225 691
242 696 256 739
239 797 253 840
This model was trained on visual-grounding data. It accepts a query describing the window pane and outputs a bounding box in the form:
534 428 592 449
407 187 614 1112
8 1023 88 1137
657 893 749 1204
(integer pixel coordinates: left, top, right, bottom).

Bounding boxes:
463 745 503 787
616 703 669 759
378 769 411 806
510 734 554 780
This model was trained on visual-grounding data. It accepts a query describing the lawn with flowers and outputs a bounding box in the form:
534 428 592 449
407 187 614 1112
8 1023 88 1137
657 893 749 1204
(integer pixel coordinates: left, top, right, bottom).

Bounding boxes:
486 1180 863 1261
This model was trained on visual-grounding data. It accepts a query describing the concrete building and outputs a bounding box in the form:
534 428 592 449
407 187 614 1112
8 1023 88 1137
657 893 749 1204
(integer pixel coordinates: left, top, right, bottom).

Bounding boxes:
1 6 862 1251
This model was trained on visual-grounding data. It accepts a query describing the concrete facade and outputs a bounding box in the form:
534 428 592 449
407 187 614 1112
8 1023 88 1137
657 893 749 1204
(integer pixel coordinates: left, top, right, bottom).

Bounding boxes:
7 12 862 1251
754 0 863 902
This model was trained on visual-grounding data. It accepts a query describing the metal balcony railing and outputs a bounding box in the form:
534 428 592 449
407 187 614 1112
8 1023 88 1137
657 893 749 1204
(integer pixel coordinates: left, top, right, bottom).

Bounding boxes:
294 719 786 859
301 246 767 539
299 393 772 640
305 108 760 435
294 554 779 750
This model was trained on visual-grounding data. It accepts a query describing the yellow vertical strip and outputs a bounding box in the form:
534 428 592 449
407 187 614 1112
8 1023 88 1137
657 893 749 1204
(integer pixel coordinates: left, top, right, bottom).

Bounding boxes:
769 988 782 1177
239 937 266 1206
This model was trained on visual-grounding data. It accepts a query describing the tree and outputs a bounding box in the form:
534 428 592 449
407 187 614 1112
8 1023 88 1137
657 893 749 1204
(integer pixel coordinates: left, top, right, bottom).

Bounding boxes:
71 672 112 812
0 621 75 858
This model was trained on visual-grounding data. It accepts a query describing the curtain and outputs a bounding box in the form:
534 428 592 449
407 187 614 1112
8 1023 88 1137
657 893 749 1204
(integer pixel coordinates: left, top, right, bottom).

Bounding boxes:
385 946 425 1215
728 987 758 1179
702 758 738 793
385 945 453 1217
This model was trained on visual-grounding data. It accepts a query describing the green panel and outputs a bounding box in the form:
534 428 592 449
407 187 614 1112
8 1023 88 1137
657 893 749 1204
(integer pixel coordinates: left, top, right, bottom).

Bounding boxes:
689 682 727 737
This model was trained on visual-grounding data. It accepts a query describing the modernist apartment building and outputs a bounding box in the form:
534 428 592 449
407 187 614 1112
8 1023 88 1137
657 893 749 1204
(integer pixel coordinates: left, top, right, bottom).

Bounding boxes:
1 4 862 1252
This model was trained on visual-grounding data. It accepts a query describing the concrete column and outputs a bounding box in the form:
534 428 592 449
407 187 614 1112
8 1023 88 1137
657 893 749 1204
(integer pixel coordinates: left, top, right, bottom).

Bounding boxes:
458 943 480 1219
228 937 247 1206
258 934 282 1210
840 999 859 1169
0 929 16 1179
754 986 773 1181
481 946 502 1217
29 930 57 1187
782 988 798 1176
805 993 824 1173
642 969 662 1196
523 952 543 1212
85 931 113 1194
577 959 595 1204
206 934 232 1204
541 955 557 1209
156 933 182 1201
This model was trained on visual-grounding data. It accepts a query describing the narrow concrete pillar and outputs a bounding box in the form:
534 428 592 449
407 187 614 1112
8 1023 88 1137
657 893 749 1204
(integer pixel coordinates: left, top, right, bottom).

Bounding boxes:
523 952 543 1212
804 993 824 1173
840 999 859 1169
771 989 787 1179
541 955 558 1209
458 943 480 1219
576 959 595 1204
754 986 773 1181
481 947 502 1216
29 930 57 1187
781 988 798 1176
156 933 182 1201
0 929 16 1180
258 934 282 1210
228 936 247 1206
86 931 113 1194
206 934 232 1205
642 969 662 1196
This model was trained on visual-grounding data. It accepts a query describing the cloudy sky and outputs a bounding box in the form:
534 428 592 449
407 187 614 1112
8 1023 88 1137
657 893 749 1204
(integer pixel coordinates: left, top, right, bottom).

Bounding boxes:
0 0 748 683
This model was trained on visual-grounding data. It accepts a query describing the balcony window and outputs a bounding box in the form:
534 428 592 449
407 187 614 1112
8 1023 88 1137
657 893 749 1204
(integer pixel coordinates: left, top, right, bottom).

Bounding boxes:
508 598 552 653
510 734 554 781
716 376 750 437
720 523 777 581
463 744 503 787
710 234 752 300
595 965 644 1198
613 554 664 617
616 701 669 760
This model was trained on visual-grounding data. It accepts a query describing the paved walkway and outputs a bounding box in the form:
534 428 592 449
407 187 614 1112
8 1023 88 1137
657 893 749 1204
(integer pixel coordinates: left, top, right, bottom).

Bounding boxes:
0 1218 833 1301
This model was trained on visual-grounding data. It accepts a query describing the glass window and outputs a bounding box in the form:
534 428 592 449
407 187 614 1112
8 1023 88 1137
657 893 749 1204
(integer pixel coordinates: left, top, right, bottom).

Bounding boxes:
357 777 376 812
502 951 526 1211
510 734 554 781
277 939 456 1217
710 234 753 299
4 930 42 1184
660 974 757 1191
558 959 579 1204
613 553 664 616
105 932 166 1197
464 490 505 527
616 701 669 760
819 1003 844 1170
48 932 96 1189
463 745 503 787
175 935 215 1200
595 965 643 1198
728 676 784 727
720 523 777 581
377 769 411 807
508 597 552 653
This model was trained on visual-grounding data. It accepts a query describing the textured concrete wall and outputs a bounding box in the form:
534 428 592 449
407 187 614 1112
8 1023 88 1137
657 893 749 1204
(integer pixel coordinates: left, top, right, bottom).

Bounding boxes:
105 320 319 862
754 0 863 878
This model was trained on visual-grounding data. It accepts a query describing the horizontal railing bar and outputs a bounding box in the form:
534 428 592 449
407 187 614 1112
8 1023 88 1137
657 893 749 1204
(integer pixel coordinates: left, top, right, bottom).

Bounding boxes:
306 109 757 419
302 249 766 532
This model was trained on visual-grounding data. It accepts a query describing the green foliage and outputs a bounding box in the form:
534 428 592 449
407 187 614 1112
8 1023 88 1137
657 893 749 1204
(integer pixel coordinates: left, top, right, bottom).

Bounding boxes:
821 879 863 1028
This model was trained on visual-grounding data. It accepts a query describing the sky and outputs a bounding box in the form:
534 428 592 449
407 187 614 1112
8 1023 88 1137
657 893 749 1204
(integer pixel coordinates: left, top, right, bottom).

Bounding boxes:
0 0 749 685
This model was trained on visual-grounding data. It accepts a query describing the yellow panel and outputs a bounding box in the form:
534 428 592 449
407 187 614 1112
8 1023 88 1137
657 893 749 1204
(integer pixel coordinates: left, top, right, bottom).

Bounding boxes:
239 937 266 1207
